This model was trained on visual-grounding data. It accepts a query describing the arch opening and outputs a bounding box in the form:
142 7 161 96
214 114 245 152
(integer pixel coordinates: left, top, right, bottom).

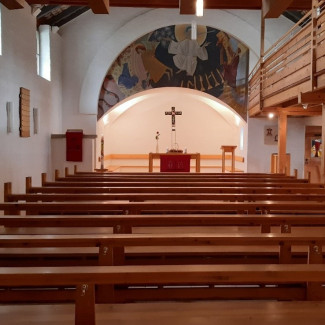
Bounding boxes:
97 87 247 172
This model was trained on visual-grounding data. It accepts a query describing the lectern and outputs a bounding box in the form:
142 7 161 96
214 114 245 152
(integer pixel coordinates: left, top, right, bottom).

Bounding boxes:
221 145 237 173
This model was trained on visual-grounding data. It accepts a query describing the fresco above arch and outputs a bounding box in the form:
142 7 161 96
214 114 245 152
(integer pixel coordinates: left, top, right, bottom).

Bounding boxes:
98 24 249 121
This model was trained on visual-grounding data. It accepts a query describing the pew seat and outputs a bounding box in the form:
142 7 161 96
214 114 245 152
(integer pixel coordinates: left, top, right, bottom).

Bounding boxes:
1 264 325 325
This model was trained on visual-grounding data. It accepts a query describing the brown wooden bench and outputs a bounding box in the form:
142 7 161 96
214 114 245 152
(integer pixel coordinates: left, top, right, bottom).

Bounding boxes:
26 185 325 194
58 173 300 182
0 232 324 265
2 214 325 234
42 173 314 188
0 232 325 305
1 214 324 268
55 175 308 183
26 177 325 195
2 264 325 325
71 166 295 178
1 200 325 215
6 183 325 203
42 180 321 188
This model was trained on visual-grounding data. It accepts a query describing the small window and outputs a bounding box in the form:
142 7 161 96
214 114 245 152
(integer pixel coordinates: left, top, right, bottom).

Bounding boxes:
36 31 40 75
0 5 2 55
37 25 51 81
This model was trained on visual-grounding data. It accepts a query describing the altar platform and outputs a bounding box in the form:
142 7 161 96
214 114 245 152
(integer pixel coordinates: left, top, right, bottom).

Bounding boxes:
102 153 244 173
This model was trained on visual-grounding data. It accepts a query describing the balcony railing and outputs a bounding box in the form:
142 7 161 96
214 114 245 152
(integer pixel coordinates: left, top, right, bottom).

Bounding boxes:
248 0 325 117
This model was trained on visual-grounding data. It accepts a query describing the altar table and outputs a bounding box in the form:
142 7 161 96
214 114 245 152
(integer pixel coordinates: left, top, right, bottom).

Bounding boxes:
148 153 200 172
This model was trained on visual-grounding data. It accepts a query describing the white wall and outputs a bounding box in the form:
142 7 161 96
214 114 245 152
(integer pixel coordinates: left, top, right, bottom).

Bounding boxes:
0 5 62 201
247 117 311 177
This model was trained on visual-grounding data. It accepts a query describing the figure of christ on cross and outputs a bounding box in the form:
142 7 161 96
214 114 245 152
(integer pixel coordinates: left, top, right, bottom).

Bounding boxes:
165 106 182 151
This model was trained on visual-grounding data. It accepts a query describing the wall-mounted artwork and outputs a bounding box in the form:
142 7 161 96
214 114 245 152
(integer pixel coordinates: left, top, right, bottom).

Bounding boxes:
311 139 322 157
264 125 278 145
98 25 249 121
19 87 30 138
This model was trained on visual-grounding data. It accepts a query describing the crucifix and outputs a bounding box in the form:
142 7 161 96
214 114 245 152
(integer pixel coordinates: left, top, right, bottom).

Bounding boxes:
165 106 182 150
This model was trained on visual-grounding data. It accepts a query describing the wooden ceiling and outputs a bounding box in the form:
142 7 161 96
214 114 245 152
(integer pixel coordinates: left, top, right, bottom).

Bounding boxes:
0 0 312 26
1 1 313 12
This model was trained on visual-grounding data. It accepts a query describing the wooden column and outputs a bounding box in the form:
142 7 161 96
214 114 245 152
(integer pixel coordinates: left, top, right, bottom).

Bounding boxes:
259 9 265 111
278 112 288 174
310 0 318 91
321 104 325 183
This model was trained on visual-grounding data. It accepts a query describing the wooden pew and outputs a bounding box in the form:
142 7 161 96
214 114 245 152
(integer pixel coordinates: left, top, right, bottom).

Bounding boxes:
2 214 325 234
0 232 325 305
25 174 325 194
55 175 308 183
1 213 325 268
26 184 325 194
1 232 324 265
43 171 313 187
60 172 299 181
41 180 321 188
71 166 297 178
1 231 324 262
6 183 325 203
1 200 325 215
2 264 325 325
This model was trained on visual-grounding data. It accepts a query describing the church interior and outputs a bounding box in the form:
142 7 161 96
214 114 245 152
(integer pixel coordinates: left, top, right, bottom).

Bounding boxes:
1 0 325 324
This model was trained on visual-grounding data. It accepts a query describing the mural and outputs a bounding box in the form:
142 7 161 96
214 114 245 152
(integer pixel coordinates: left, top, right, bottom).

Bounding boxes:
98 25 249 120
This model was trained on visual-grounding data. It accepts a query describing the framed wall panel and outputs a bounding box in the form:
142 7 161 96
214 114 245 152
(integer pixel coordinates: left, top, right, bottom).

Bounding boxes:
19 87 30 137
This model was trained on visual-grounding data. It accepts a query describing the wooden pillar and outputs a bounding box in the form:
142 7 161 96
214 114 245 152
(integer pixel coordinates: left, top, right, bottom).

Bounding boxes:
260 9 265 110
321 104 325 183
310 0 318 91
278 112 287 174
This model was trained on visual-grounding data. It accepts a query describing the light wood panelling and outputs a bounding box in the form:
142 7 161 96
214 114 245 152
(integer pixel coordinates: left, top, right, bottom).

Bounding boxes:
263 80 310 107
248 3 325 115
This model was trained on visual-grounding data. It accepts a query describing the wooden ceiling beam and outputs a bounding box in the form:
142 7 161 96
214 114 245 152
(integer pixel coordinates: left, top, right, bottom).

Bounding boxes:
262 105 322 117
0 0 25 10
263 0 294 18
179 0 196 15
298 90 325 105
88 0 109 13
23 0 312 10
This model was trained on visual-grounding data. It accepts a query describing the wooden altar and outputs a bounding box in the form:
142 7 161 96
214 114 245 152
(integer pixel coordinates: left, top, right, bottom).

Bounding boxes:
148 152 200 172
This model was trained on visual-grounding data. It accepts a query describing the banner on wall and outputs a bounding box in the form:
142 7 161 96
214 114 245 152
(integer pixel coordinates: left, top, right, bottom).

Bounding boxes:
66 130 83 162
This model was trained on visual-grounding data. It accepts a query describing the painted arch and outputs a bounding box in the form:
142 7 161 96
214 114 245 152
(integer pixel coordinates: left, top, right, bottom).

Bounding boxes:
98 24 249 121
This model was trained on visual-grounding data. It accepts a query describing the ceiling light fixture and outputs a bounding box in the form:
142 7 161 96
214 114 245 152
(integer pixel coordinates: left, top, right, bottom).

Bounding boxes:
196 0 204 17
302 104 308 110
268 112 274 119
191 20 197 40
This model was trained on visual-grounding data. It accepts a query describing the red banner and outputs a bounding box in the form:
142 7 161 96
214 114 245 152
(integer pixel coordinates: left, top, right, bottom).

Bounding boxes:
160 154 191 172
66 130 83 162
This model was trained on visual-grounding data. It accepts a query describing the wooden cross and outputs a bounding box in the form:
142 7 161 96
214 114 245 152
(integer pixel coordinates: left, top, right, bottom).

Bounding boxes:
165 106 182 130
